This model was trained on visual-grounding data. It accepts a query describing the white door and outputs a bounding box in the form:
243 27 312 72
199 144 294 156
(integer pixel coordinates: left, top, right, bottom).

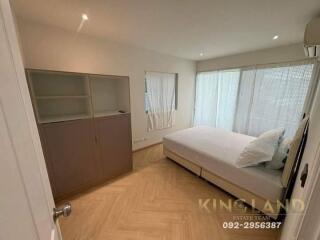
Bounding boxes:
0 0 64 239
281 65 320 240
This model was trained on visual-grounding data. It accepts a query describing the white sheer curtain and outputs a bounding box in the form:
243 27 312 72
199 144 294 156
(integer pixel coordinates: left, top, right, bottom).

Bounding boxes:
194 70 240 130
239 63 314 137
145 72 176 131
194 72 219 127
194 61 315 137
233 69 255 134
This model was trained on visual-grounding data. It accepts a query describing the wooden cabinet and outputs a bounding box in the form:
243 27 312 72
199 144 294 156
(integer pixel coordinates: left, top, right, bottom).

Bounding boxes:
27 69 132 200
40 119 102 198
96 114 132 180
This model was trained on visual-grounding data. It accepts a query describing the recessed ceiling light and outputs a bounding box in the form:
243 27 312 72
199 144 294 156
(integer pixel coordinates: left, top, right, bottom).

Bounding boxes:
273 35 279 40
82 14 88 21
200 53 204 56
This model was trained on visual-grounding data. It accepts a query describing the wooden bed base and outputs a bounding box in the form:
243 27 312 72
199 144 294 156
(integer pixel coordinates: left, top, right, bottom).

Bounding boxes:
164 147 281 219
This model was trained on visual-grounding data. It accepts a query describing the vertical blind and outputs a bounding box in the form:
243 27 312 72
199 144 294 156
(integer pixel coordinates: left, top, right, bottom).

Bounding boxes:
194 61 315 137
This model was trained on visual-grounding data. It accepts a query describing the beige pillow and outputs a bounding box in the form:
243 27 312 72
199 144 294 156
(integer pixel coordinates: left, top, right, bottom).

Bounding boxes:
281 116 309 187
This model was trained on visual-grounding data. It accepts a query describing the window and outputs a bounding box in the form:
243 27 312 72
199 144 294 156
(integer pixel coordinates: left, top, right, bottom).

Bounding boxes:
236 64 314 137
194 61 315 137
145 72 178 131
194 69 240 130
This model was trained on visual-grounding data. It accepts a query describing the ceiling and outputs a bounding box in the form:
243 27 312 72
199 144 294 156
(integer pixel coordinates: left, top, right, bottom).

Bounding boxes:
12 0 320 60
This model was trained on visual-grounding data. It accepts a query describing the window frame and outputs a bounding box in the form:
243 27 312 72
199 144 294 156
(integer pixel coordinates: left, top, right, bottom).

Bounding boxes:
144 71 178 113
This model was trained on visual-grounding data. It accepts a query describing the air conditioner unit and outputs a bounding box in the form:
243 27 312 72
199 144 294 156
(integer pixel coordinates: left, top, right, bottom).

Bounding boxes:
304 18 320 57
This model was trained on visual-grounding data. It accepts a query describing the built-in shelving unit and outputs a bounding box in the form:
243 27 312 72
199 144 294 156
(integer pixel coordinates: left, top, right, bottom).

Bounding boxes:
26 69 132 200
27 70 130 123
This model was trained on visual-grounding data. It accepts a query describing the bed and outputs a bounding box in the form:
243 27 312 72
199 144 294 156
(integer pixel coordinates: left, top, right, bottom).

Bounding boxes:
163 126 290 219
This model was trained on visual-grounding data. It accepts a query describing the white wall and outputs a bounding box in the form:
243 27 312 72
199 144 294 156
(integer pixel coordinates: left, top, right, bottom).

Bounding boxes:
197 43 306 72
16 19 196 150
17 18 307 151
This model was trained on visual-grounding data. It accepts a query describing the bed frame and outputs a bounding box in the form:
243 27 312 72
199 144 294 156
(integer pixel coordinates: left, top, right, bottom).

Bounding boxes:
164 147 281 219
163 117 310 220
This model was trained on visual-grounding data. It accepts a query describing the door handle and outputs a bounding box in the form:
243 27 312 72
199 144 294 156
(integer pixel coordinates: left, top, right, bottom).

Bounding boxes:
300 164 308 188
53 203 72 222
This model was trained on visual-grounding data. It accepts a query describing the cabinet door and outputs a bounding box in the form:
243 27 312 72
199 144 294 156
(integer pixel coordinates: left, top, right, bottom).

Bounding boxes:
40 119 101 199
95 114 132 180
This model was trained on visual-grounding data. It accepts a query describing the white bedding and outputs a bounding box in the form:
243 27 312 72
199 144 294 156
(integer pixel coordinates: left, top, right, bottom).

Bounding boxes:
163 126 284 201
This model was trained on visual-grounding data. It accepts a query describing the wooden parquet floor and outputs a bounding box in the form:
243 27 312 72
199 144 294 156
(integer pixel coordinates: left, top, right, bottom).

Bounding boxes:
59 144 281 240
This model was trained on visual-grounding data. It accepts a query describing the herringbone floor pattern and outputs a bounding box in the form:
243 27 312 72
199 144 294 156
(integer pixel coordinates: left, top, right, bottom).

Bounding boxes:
59 144 280 240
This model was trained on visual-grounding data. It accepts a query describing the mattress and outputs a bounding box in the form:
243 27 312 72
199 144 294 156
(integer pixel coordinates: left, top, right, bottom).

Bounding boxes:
163 126 284 201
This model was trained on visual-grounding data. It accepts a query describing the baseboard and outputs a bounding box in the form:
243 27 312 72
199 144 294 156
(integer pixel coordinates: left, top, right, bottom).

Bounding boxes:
132 141 163 152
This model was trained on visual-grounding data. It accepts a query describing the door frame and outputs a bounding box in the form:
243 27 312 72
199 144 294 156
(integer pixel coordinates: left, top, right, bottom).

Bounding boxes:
0 0 61 239
298 151 320 239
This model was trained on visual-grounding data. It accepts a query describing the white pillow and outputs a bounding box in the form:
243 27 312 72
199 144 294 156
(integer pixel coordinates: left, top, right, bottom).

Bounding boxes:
265 138 291 170
235 128 285 168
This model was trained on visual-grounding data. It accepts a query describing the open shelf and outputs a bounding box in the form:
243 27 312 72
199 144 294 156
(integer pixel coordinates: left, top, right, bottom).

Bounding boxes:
27 70 130 124
36 97 92 123
39 114 92 124
29 70 90 97
36 95 90 100
90 75 130 116
27 70 92 124
94 110 130 118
